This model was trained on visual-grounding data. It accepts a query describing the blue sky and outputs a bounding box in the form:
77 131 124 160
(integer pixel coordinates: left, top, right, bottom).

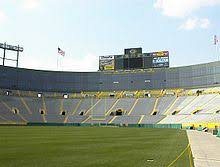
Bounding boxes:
0 0 219 71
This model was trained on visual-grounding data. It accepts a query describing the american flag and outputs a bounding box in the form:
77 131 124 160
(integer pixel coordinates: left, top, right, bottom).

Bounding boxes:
58 47 65 56
214 35 218 45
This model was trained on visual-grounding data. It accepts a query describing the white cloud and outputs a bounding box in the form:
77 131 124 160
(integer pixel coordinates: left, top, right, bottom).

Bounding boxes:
154 0 220 17
21 0 40 10
179 17 210 30
199 18 210 28
0 11 7 23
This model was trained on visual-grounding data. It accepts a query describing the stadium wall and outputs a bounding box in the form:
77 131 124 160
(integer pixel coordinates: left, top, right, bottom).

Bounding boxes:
0 61 220 92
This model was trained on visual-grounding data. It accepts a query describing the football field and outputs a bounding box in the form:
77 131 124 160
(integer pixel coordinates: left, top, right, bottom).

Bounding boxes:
0 126 193 167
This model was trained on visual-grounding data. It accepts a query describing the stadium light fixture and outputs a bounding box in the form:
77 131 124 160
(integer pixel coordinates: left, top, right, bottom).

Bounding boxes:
37 93 42 98
63 94 68 99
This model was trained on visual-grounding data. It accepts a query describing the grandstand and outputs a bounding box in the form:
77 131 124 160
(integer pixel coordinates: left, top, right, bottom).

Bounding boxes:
0 62 220 129
0 88 220 127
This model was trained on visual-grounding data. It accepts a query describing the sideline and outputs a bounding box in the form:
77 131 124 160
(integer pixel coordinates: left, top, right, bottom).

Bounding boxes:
167 144 193 167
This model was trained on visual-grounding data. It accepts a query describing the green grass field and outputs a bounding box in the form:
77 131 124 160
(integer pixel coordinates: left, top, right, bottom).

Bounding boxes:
0 126 193 167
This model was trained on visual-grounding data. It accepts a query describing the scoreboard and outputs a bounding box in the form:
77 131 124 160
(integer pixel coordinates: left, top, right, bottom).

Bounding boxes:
99 48 169 71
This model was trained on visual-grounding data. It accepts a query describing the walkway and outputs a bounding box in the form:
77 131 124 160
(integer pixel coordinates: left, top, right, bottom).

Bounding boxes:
187 130 220 167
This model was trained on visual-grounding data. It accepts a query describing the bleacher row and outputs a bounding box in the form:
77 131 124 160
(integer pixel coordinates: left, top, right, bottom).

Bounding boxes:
0 88 220 128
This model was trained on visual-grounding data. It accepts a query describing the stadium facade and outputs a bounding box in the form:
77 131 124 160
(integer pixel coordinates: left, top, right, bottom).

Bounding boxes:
1 61 220 93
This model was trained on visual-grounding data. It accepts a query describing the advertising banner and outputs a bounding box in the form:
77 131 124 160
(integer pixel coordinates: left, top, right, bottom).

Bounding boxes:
152 56 169 67
150 51 169 57
99 55 115 71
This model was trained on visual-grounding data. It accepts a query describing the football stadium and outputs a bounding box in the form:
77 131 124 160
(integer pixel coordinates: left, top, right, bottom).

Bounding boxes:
1 47 220 167
0 1 220 167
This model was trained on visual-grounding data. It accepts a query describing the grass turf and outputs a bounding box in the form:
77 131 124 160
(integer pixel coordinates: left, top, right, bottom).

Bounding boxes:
0 126 192 167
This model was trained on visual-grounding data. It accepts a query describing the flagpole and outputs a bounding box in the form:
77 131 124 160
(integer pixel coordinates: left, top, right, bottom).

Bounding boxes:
216 39 219 61
217 41 219 61
57 47 65 70
214 35 219 61
57 57 58 70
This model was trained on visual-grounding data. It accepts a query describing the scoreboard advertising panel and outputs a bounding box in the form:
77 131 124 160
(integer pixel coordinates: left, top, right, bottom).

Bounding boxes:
151 51 169 68
99 55 115 71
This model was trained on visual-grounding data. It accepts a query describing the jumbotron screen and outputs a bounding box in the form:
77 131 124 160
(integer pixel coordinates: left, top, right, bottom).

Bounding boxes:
123 57 143 69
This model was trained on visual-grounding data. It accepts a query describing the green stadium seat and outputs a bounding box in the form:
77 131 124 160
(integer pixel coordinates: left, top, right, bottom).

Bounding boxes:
217 129 220 137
